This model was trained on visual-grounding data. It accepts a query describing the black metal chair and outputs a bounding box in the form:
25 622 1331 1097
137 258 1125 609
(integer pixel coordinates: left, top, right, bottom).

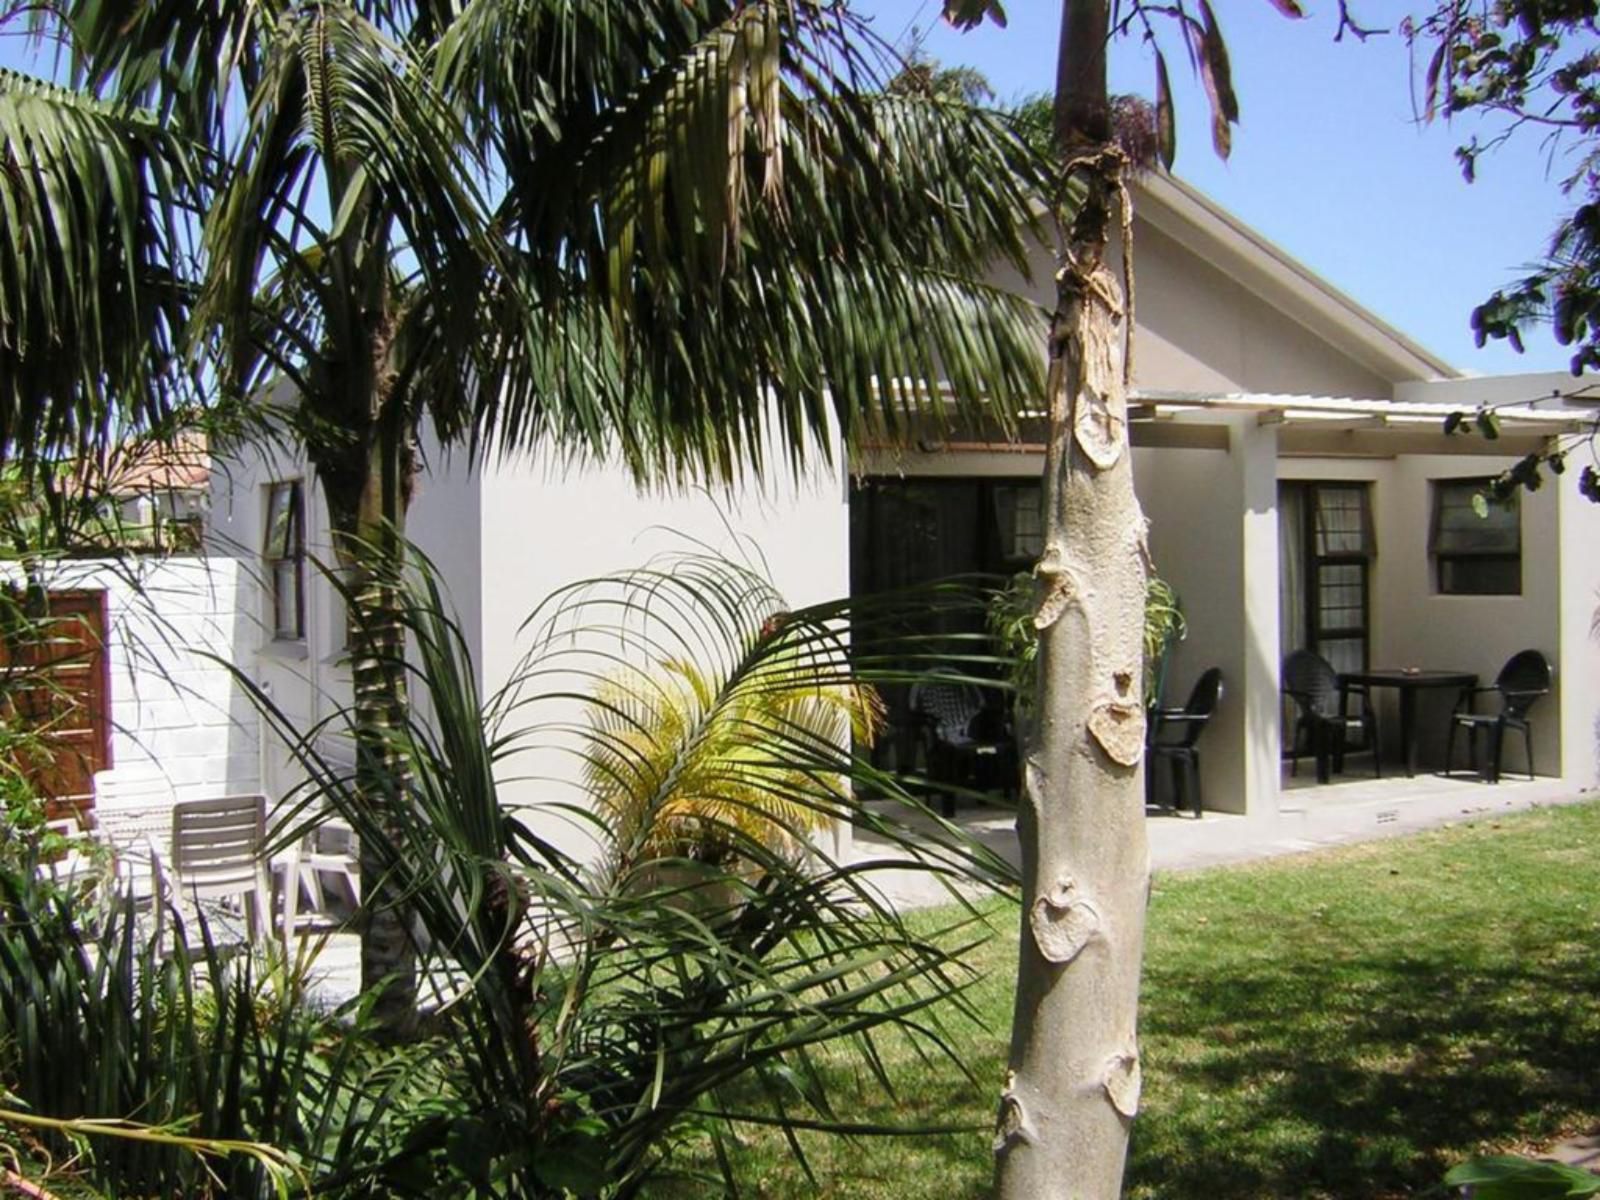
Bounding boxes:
1447 648 1552 783
1146 667 1223 818
909 681 1015 817
1283 649 1380 784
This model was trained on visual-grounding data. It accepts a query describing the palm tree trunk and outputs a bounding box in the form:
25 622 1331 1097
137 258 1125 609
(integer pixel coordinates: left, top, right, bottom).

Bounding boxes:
994 2 1150 1194
323 401 419 1034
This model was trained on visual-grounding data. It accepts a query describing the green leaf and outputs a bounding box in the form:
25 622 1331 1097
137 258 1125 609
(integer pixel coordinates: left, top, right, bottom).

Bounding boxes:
1443 411 1465 435
1476 409 1502 439
1444 1154 1600 1198
533 1125 611 1194
1472 491 1490 519
1155 50 1176 171
942 0 1007 31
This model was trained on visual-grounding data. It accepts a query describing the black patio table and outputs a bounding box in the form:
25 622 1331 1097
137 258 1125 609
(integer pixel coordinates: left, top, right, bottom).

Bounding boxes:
1338 668 1478 778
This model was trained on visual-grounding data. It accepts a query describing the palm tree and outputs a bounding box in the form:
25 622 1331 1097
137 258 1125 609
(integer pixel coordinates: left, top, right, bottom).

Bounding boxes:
1 0 1051 1026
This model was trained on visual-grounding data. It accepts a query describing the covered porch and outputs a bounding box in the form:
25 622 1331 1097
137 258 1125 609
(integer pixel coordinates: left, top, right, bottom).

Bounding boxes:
849 372 1600 820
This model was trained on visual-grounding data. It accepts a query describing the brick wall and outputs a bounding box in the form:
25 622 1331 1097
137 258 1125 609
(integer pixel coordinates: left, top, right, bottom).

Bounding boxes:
10 557 263 804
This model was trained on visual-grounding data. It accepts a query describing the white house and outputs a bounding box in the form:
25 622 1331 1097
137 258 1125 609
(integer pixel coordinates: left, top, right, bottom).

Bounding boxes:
199 171 1600 851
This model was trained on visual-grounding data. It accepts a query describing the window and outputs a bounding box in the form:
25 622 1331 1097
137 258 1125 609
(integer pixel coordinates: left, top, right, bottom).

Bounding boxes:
993 484 1044 562
1279 482 1375 675
1432 479 1520 595
264 481 305 639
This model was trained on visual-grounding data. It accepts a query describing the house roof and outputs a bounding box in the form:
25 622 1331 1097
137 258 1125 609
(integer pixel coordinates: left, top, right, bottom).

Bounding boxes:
1131 172 1461 386
104 432 210 496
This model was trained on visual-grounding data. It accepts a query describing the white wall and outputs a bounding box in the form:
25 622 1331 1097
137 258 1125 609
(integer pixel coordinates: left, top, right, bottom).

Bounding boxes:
1557 476 1600 788
207 437 347 805
10 557 262 803
987 221 1399 401
464 449 852 855
1133 417 1279 817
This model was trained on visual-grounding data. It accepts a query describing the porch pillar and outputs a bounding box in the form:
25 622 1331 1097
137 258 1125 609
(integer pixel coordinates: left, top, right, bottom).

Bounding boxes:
1557 475 1600 787
1232 413 1283 822
1137 413 1279 818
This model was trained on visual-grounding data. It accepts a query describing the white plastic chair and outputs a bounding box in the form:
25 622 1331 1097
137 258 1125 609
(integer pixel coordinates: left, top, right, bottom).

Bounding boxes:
277 815 361 948
169 794 272 945
90 769 175 941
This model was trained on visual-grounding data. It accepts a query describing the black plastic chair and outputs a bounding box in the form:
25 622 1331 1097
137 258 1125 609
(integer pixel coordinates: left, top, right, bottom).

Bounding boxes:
1447 649 1552 783
1146 667 1223 818
909 681 1015 817
1283 649 1380 784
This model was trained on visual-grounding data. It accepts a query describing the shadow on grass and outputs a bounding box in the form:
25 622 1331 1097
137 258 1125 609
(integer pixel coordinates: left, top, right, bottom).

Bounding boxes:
1130 945 1600 1199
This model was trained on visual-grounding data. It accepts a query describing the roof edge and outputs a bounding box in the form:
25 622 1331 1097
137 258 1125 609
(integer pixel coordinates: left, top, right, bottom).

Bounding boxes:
1132 172 1462 385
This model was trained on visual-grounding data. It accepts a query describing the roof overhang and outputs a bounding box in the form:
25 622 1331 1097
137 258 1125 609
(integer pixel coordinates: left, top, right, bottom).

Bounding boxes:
1134 389 1589 457
860 383 1594 462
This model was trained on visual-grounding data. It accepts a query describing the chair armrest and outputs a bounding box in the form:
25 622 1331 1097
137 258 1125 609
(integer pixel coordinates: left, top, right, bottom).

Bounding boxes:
1453 684 1496 713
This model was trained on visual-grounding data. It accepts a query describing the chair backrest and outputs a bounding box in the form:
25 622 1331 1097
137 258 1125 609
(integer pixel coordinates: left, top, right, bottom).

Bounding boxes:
91 769 177 856
909 682 982 743
170 794 267 900
1282 650 1340 717
1494 649 1552 719
1174 667 1225 749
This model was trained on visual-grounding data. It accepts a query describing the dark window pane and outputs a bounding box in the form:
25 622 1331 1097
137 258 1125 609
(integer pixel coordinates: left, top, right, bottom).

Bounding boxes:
265 481 306 640
1432 479 1521 595
1314 486 1371 556
1439 556 1520 596
1320 637 1364 677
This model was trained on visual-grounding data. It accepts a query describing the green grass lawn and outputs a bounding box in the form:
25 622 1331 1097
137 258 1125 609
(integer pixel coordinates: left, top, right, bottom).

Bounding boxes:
645 799 1600 1199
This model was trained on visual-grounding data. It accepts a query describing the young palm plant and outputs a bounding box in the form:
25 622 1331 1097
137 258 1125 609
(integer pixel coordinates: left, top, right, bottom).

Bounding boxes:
245 545 1017 1197
584 628 885 874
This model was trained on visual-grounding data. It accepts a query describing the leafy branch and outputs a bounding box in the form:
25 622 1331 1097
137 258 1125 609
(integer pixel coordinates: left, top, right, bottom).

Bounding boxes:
1442 382 1600 503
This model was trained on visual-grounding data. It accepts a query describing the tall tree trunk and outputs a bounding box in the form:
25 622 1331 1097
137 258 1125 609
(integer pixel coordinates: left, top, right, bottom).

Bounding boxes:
995 2 1150 1194
317 372 420 1034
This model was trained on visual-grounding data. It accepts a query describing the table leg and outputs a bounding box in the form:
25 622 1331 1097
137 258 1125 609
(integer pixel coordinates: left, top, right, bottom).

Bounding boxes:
1401 688 1419 777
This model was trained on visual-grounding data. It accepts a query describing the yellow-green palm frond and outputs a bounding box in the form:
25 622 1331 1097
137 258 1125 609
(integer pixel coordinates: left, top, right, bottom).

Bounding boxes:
583 638 882 867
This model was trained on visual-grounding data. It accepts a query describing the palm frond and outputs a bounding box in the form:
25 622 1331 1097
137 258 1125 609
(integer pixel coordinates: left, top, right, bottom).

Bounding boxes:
0 66 201 480
439 0 1051 481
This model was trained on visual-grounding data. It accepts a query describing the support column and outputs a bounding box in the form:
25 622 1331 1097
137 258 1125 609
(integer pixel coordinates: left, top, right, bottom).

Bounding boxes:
1233 414 1282 822
1557 477 1600 787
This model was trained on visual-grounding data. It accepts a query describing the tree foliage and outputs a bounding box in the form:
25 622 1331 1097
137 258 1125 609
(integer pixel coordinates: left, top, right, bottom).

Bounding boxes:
1408 0 1600 370
1 0 1055 1017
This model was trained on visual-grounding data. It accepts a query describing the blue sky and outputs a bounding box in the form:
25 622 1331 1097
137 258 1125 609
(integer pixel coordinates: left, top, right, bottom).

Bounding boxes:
855 0 1582 377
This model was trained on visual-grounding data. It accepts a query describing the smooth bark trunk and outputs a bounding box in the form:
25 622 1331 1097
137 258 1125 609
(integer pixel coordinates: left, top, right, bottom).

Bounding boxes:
993 143 1150 1200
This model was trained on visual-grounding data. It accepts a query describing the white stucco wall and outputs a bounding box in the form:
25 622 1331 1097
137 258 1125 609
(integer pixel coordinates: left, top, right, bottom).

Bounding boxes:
1133 416 1280 818
1556 476 1600 788
461 449 852 855
987 220 1400 402
206 437 346 805
10 556 262 803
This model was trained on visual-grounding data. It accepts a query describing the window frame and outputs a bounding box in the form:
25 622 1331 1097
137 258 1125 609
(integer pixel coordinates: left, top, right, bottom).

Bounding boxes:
1430 478 1521 596
1283 481 1375 673
264 480 306 641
